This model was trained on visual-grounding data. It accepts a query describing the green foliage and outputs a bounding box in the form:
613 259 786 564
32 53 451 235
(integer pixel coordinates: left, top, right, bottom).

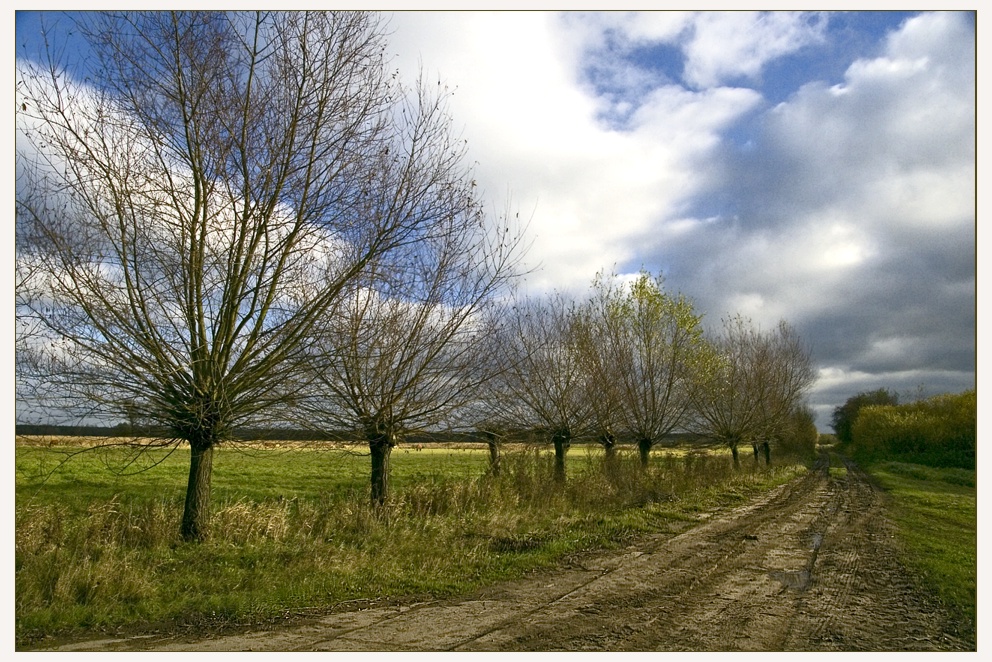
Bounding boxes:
775 405 819 465
575 269 707 453
830 388 900 445
851 390 975 468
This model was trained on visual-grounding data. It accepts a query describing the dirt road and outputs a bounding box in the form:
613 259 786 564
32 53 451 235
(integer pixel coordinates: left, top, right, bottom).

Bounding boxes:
43 454 975 652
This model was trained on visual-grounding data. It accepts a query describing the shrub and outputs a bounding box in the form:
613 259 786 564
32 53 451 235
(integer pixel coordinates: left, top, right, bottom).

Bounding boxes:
852 390 975 469
775 406 819 466
831 388 900 445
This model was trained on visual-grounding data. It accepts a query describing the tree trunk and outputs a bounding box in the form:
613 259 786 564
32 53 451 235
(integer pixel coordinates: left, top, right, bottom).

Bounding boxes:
762 441 771 466
552 430 570 483
369 437 393 506
180 440 214 542
731 443 741 470
600 433 618 477
752 442 760 460
638 438 652 469
600 433 617 465
602 439 617 460
484 430 501 477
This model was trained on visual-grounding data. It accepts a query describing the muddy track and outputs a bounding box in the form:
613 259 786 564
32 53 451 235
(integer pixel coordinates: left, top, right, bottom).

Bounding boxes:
42 454 974 652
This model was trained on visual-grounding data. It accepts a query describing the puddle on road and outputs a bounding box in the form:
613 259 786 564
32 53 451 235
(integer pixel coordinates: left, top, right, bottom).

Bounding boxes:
770 569 812 591
769 531 822 591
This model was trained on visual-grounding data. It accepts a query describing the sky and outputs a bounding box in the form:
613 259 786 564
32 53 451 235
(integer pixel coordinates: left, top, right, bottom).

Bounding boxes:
9 7 980 431
381 9 978 429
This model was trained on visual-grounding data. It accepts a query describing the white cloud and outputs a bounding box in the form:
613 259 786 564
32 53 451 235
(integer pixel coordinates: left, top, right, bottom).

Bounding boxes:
388 13 974 421
388 11 763 295
566 11 692 46
681 12 828 88
683 11 974 320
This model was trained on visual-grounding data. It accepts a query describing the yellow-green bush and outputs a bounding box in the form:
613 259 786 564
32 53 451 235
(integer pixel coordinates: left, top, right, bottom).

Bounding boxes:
852 390 975 468
775 406 819 465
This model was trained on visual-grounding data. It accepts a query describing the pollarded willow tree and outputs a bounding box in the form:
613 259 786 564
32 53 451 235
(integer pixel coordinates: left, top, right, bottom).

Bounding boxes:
690 316 816 468
571 275 626 465
577 271 708 468
771 403 820 465
751 321 819 462
493 291 591 483
15 11 479 541
296 131 525 505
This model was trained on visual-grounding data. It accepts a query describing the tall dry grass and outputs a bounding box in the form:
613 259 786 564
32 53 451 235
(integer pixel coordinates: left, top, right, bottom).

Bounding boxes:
16 443 806 646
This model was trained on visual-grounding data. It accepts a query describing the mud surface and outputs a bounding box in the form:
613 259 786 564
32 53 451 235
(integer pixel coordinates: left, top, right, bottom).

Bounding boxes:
39 455 975 652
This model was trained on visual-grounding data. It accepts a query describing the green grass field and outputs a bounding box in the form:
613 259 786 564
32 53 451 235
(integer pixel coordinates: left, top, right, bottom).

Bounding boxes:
16 440 497 506
865 461 976 633
15 437 803 647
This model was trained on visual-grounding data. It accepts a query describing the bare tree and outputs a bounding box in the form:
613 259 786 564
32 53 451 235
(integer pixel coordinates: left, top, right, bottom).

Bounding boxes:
690 316 816 468
572 274 627 466
297 152 525 505
460 310 526 478
492 292 590 483
751 322 818 464
15 11 469 540
579 271 706 468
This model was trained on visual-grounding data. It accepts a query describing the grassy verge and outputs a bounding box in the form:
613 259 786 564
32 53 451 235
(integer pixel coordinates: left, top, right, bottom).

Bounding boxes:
862 460 976 633
16 439 808 648
826 450 848 479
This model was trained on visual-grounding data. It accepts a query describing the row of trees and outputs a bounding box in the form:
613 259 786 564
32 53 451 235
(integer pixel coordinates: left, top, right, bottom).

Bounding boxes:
16 11 523 540
15 11 817 543
487 273 817 481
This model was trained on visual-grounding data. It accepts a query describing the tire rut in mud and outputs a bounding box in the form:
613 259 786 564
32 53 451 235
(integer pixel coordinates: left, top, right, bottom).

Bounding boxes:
457 459 836 651
459 454 970 652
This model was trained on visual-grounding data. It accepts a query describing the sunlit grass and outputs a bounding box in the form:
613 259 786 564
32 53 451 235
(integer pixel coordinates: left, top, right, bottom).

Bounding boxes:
866 461 976 637
15 437 807 648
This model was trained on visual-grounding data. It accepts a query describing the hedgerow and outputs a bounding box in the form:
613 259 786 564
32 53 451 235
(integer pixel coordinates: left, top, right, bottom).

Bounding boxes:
851 390 975 469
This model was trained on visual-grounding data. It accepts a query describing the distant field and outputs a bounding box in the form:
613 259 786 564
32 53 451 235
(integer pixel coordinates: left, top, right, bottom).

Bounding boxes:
15 435 734 507
16 436 497 506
